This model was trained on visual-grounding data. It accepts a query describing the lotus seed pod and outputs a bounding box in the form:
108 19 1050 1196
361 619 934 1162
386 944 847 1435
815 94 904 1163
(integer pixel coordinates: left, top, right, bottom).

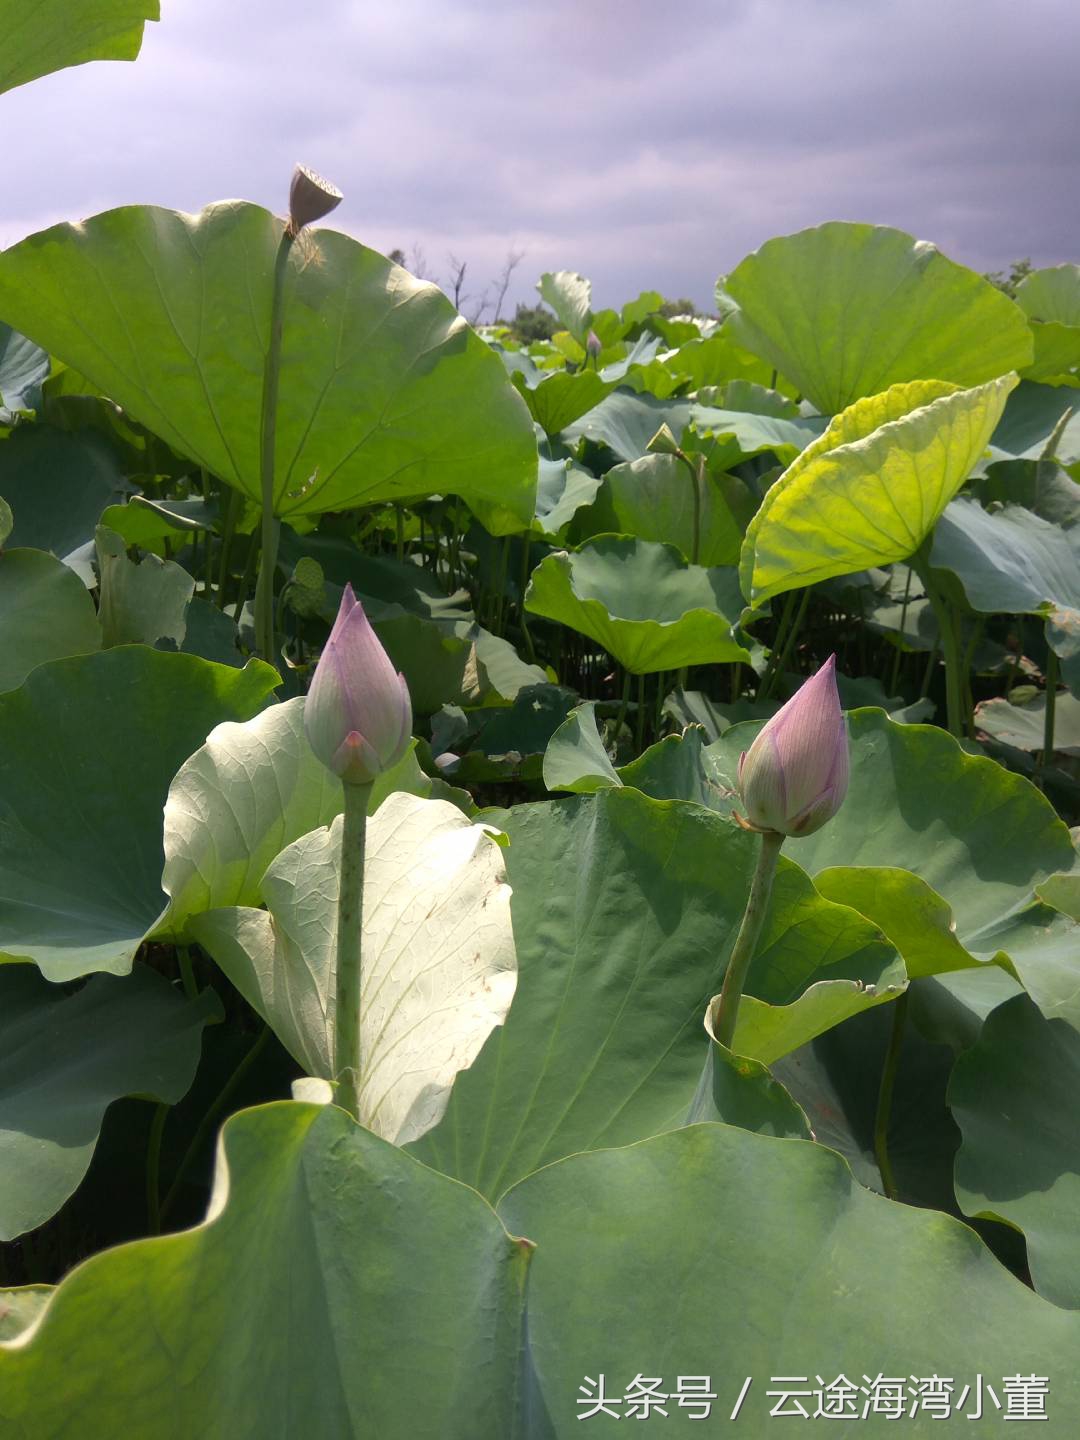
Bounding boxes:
304 583 412 785
737 653 849 837
288 164 343 237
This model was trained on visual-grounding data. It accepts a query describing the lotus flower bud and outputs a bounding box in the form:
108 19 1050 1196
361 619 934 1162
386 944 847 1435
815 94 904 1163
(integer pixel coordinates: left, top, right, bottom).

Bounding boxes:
737 654 849 837
304 583 412 785
585 329 602 358
287 164 343 237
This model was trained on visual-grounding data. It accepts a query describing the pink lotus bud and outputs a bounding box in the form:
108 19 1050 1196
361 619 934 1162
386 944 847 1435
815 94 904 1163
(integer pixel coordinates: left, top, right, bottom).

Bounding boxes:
737 654 849 837
585 329 602 357
287 164 343 237
304 583 412 785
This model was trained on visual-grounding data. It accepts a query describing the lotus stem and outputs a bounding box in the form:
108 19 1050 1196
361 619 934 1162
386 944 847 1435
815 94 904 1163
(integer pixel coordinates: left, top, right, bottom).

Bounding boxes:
874 989 909 1200
913 548 964 737
713 829 785 1050
1041 647 1060 784
253 228 295 668
334 779 372 1120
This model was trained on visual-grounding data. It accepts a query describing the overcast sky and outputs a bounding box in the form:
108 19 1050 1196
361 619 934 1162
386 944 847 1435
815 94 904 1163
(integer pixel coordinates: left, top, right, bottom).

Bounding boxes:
5 0 1079 317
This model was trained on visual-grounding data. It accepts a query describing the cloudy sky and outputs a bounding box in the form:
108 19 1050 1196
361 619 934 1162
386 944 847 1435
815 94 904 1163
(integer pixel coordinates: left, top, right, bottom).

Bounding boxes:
5 0 1079 316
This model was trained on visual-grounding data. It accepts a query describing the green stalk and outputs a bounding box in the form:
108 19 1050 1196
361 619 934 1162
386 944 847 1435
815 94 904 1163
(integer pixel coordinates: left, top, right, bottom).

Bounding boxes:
216 485 241 609
913 550 964 737
761 588 810 700
635 671 647 752
519 534 537 661
177 946 199 1001
334 780 372 1120
253 229 295 667
712 829 784 1050
1041 648 1060 783
675 452 703 566
888 567 914 695
395 505 405 564
145 1102 169 1235
614 669 632 745
874 990 909 1200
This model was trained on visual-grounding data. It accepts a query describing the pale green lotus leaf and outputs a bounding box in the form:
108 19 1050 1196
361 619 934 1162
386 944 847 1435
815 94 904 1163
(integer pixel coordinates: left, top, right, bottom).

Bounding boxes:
191 794 516 1145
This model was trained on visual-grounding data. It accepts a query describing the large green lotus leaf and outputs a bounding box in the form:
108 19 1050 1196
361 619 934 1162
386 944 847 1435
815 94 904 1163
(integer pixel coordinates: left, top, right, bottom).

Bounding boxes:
724 222 1033 414
721 975 904 1066
410 787 895 1201
931 496 1080 616
0 966 216 1240
687 401 827 469
687 1038 811 1137
191 794 515 1146
741 376 1017 603
991 381 1080 468
0 426 129 562
525 536 751 674
0 648 278 980
500 1123 1080 1435
99 495 216 556
532 452 602 540
0 1102 528 1437
663 330 776 390
542 702 621 795
951 994 1080 1309
159 696 451 936
95 524 194 648
563 391 692 462
0 324 48 417
574 452 743 566
0 0 157 96
537 269 592 340
1023 323 1080 384
976 692 1080 756
0 204 537 531
635 711 1075 1007
0 548 101 692
518 369 617 434
1017 265 1080 327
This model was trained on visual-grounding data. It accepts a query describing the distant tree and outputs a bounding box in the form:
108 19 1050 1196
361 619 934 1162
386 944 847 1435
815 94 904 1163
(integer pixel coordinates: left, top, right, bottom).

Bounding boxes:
659 297 698 318
509 303 558 343
388 247 406 266
984 258 1033 299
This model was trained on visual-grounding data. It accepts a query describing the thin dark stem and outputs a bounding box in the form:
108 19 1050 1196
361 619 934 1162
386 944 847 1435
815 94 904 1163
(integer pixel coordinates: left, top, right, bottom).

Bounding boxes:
216 485 241 610
178 946 199 1001
913 550 964 737
145 1102 169 1235
635 671 647 752
253 229 295 667
874 990 910 1201
1040 648 1060 784
712 829 785 1050
614 669 632 745
888 567 914 695
761 588 810 700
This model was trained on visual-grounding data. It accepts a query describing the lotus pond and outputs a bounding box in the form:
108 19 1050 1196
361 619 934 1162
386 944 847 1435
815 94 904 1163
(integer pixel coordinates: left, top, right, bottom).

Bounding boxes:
3 7 1080 1437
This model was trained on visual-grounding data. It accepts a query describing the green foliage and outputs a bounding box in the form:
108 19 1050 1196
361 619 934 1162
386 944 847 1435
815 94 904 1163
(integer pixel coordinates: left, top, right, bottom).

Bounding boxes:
2 86 1080 1420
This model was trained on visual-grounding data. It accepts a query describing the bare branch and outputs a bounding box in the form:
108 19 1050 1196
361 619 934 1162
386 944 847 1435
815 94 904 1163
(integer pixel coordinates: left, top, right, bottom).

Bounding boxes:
491 247 525 323
447 253 468 309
